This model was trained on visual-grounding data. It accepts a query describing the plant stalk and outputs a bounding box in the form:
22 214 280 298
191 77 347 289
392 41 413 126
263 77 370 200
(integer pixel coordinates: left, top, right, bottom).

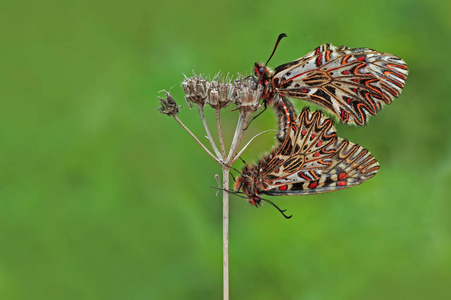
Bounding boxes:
222 166 230 300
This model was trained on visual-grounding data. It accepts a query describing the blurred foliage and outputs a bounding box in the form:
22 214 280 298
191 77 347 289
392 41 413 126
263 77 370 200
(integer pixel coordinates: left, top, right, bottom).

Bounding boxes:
0 0 450 299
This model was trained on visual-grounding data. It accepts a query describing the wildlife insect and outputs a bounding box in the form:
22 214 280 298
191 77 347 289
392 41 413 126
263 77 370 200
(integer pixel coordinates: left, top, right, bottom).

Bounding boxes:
235 107 379 218
254 33 408 127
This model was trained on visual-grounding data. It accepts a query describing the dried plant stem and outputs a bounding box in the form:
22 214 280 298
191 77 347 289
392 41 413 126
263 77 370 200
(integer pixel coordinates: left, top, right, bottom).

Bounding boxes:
173 115 221 164
226 112 252 163
222 166 230 300
220 112 252 300
197 104 222 159
216 108 227 158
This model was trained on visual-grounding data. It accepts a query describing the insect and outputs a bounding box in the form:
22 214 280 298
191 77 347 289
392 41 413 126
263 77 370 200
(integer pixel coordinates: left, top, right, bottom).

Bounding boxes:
235 107 379 218
254 33 408 126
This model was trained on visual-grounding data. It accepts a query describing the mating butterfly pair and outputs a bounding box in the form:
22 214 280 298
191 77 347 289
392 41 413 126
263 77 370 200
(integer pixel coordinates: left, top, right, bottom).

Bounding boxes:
236 34 407 217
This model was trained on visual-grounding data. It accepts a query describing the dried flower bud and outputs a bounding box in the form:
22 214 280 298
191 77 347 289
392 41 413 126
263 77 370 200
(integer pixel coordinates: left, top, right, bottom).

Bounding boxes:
205 77 233 109
157 91 181 116
233 78 262 113
182 73 209 107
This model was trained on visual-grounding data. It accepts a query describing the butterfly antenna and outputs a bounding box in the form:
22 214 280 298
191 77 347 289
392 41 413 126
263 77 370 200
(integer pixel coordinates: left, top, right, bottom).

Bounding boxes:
265 33 287 67
221 162 245 178
261 198 292 219
230 172 236 182
210 186 249 199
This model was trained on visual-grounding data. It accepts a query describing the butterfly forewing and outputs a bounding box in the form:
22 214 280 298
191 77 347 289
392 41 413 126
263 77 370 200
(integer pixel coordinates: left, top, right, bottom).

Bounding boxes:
271 43 408 125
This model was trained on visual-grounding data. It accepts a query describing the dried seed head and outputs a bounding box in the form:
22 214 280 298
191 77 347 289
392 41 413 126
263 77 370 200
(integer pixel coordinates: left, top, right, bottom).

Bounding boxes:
205 76 234 109
182 73 209 107
183 72 236 109
157 91 181 116
181 72 262 112
233 78 262 113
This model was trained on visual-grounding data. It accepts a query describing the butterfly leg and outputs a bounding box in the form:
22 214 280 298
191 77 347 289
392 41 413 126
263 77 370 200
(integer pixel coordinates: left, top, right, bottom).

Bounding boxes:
244 100 268 131
244 74 258 83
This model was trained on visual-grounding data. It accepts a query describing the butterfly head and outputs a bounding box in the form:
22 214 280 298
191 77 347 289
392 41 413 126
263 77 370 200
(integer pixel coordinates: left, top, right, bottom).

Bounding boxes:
254 33 286 99
254 63 274 80
235 167 262 207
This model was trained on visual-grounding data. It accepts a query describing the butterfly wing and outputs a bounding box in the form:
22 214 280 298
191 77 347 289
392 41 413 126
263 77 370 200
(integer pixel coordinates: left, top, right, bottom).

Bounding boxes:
272 44 408 125
264 138 379 196
259 107 379 195
259 107 338 191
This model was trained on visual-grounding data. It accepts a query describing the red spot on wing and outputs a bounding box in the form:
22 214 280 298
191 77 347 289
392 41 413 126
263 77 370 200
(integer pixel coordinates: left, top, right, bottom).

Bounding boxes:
343 70 349 75
308 181 318 189
310 134 316 139
357 56 366 61
338 171 348 180
337 181 347 186
317 141 323 147
314 152 319 157
301 130 307 136
274 169 280 173
316 53 323 67
279 185 288 191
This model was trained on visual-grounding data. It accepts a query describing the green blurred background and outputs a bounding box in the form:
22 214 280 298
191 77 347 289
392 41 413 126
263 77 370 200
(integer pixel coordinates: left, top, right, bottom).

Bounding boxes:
1 0 450 299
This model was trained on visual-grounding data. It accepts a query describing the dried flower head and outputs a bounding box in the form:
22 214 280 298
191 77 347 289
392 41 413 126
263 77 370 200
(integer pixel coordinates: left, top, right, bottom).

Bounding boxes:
205 76 234 109
182 72 236 109
182 73 209 107
157 91 181 116
232 78 262 113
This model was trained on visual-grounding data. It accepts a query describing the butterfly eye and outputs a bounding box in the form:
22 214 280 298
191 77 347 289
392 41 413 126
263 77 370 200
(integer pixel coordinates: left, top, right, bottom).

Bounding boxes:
259 67 265 75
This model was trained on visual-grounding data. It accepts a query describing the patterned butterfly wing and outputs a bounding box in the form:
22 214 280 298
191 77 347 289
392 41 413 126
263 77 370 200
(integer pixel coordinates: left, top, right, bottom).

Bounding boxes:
264 138 379 196
236 107 336 203
259 108 379 195
272 43 408 125
262 107 337 182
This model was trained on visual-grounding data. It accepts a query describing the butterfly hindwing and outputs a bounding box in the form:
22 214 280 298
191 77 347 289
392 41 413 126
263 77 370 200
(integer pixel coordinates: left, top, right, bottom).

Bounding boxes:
261 108 337 188
259 107 379 196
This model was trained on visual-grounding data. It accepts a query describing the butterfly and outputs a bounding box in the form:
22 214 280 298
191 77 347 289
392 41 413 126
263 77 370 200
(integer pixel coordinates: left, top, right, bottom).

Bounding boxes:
254 33 408 126
235 107 379 218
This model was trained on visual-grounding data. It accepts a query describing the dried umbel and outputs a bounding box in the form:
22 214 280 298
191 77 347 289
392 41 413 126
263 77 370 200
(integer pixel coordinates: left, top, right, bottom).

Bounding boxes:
181 72 262 113
232 78 262 113
159 71 271 165
204 79 233 109
157 91 181 116
182 74 209 106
